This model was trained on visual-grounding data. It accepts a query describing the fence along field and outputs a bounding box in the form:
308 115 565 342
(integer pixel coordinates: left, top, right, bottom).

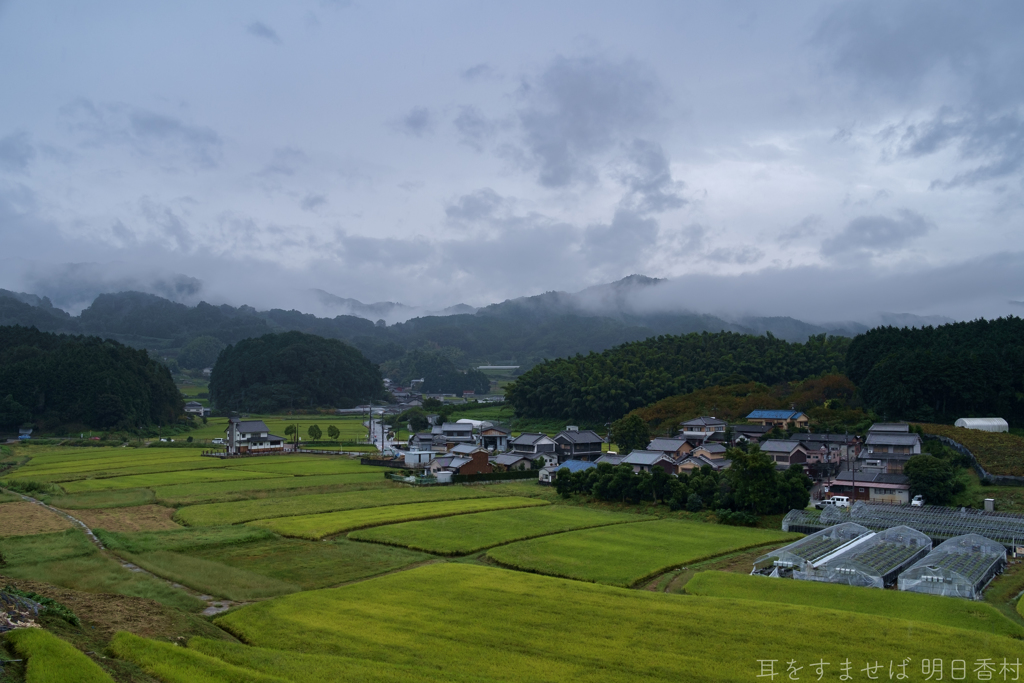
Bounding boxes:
348 506 653 555
486 519 800 587
206 563 1024 683
248 497 550 539
685 571 1024 639
174 486 499 527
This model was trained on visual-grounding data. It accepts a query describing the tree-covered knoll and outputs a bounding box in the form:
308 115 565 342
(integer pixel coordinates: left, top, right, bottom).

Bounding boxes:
209 331 384 413
846 317 1024 425
0 326 182 431
505 331 850 423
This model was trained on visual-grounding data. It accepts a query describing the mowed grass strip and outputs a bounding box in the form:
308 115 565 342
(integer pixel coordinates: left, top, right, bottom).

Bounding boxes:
190 537 431 590
152 473 388 505
215 563 1024 683
6 627 115 683
249 497 549 540
350 506 652 555
686 571 1024 639
64 504 180 532
175 486 496 527
45 488 155 509
59 468 288 493
486 519 800 587
119 551 300 601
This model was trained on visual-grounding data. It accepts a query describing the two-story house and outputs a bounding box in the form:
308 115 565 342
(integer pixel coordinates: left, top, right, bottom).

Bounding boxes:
553 426 604 462
225 418 285 456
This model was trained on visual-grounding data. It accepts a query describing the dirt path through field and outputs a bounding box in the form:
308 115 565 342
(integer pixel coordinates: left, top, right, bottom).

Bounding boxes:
1 488 244 615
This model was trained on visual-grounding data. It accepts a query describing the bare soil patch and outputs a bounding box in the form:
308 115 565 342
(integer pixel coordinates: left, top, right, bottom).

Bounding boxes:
0 501 73 536
63 504 180 532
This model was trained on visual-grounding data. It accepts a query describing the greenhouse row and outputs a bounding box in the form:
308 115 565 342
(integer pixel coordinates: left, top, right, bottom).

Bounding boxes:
782 501 1024 552
755 523 1006 599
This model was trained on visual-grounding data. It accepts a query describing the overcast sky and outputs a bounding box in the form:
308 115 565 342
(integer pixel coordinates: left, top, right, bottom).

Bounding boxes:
1 1 1022 321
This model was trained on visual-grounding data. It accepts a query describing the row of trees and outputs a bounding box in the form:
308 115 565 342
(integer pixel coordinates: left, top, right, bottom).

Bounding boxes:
553 447 812 518
283 424 342 442
506 331 850 423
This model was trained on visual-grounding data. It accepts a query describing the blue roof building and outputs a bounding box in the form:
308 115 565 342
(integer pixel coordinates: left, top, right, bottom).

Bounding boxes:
746 410 809 427
539 458 597 484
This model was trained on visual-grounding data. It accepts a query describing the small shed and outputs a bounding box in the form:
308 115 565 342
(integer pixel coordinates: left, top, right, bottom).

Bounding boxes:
954 418 1009 433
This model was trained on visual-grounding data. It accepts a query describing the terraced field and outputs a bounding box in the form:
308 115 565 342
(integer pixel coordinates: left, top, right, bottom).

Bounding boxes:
486 519 800 587
349 506 651 555
248 497 550 539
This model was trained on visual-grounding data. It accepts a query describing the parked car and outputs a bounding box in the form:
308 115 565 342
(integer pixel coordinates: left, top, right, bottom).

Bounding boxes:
816 495 850 510
211 438 224 445
911 494 925 507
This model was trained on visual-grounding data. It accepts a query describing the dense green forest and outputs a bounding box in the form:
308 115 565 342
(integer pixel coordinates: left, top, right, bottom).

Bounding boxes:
505 332 850 423
381 350 491 394
209 331 384 413
847 317 1024 425
0 326 182 431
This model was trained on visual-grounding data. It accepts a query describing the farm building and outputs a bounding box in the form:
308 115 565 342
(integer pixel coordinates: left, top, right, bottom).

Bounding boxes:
953 417 1009 433
794 525 932 588
782 502 1024 551
898 534 1006 600
752 522 872 577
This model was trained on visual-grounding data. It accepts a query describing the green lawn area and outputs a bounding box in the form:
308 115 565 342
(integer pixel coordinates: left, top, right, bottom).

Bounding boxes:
486 519 799 587
186 415 372 444
248 497 549 539
174 486 498 527
349 506 652 555
685 571 1024 639
190 536 431 590
202 563 1024 683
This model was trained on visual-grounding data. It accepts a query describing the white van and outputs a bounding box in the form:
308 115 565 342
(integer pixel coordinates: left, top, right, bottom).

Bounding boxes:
211 438 224 445
817 495 850 509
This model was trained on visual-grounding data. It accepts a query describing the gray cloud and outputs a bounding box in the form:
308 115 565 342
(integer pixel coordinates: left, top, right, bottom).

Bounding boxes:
394 107 434 137
247 21 281 44
821 210 933 259
261 147 307 176
61 99 222 169
462 63 495 81
301 194 327 211
0 132 35 173
140 198 193 251
779 215 822 245
708 246 764 265
16 261 203 312
453 106 497 151
583 208 658 265
513 55 665 187
618 139 685 214
445 188 506 223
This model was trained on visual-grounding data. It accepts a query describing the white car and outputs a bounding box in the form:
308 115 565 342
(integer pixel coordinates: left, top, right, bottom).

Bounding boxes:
911 495 925 507
211 438 224 445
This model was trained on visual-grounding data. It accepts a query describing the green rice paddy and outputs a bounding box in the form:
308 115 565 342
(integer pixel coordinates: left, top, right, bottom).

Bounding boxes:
486 519 800 587
248 497 550 539
349 505 652 555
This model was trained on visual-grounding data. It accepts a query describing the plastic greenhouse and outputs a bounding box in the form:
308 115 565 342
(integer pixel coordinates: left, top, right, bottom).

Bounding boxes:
898 534 1006 600
752 522 871 577
794 525 932 588
953 417 1008 433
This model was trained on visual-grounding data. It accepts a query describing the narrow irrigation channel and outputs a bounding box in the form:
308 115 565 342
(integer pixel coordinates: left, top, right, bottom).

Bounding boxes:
1 488 246 616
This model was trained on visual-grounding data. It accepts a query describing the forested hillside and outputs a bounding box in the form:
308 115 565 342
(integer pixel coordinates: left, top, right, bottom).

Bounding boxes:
847 317 1024 425
381 350 491 394
209 332 384 413
0 326 182 431
505 332 850 422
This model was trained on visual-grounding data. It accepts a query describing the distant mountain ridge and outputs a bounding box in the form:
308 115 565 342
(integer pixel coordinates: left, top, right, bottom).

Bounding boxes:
0 276 957 371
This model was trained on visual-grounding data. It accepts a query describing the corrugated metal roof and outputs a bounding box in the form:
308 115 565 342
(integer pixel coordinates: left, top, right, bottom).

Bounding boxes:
865 433 921 446
746 410 804 420
555 429 604 444
759 439 802 453
547 459 597 473
622 450 672 465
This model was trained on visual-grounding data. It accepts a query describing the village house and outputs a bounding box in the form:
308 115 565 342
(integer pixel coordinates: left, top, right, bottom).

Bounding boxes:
745 410 809 429
679 416 727 436
184 400 205 416
867 422 910 434
759 439 809 469
428 446 492 476
539 458 596 484
690 443 728 460
432 422 475 447
676 453 732 473
595 453 626 466
479 424 510 451
829 469 910 505
646 437 695 459
553 426 604 461
621 450 676 474
731 424 772 444
224 418 285 455
510 433 557 457
489 453 534 471
864 431 922 457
